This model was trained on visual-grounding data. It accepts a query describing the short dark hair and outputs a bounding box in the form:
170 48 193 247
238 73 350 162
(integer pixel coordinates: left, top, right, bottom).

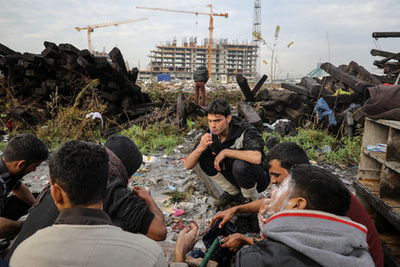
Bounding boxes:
49 140 109 206
205 99 231 117
3 134 49 165
266 142 309 171
289 164 351 216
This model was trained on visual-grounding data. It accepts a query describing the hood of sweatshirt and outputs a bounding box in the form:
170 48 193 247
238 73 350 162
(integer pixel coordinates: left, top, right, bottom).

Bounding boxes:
263 210 375 267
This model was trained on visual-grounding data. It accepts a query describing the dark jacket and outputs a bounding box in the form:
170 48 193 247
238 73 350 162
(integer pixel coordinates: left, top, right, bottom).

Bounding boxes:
200 115 265 162
363 85 400 120
193 66 209 83
0 155 22 215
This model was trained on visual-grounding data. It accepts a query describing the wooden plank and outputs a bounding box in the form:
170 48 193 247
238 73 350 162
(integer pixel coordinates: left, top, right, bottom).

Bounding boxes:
380 167 400 199
237 101 263 127
320 62 371 93
363 149 386 164
358 152 383 180
347 61 382 86
0 43 21 56
176 93 186 129
381 199 400 208
380 234 400 245
281 82 310 97
109 47 128 75
300 77 322 97
374 119 400 131
252 74 268 96
373 32 400 38
387 127 400 162
382 243 400 267
358 178 380 195
236 74 256 102
353 179 400 233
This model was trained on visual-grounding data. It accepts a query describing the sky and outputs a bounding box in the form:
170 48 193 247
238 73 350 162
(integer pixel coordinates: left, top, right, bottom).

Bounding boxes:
1 0 399 79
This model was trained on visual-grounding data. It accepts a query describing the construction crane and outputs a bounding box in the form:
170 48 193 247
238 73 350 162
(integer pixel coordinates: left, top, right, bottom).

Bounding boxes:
75 18 148 52
136 5 228 79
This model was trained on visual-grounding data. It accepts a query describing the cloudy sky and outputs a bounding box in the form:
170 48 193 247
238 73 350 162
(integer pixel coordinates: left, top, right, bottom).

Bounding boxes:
1 0 399 79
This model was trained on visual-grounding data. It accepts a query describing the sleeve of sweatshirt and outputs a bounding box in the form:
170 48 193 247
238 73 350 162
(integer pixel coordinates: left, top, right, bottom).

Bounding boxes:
242 126 265 153
104 181 154 235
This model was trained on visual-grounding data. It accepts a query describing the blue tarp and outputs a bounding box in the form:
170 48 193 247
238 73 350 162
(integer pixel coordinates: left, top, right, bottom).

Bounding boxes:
314 98 337 126
157 74 171 82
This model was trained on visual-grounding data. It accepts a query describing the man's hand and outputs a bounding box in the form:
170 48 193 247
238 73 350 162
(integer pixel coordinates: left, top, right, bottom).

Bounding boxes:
174 223 200 262
214 149 227 172
199 132 213 151
184 132 212 170
0 217 24 239
210 207 238 228
220 233 252 252
132 186 151 202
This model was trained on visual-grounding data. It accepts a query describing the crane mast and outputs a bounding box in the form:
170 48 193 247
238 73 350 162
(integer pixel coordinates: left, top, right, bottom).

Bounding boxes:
136 5 228 79
75 18 148 52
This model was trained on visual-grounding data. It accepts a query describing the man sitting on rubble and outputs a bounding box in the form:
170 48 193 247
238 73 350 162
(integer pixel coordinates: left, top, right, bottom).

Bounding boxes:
0 133 48 239
5 135 166 262
185 99 270 206
235 164 375 266
10 140 197 267
210 141 383 267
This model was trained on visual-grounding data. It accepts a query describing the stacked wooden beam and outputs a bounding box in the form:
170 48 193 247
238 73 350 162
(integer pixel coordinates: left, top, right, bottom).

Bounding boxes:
0 42 152 125
236 58 383 135
236 74 312 128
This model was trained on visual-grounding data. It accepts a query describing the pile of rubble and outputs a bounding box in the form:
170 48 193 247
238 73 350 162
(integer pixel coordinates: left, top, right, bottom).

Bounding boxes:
0 42 155 127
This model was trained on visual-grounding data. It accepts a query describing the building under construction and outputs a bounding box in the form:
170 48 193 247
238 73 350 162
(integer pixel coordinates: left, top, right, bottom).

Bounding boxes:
139 37 258 83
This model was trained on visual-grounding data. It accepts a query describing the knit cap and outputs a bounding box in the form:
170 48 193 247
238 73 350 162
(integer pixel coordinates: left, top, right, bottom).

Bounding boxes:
104 135 142 176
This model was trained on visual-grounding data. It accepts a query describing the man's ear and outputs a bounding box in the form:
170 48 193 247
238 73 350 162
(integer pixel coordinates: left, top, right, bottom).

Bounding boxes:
226 115 232 124
50 182 63 206
290 197 307 210
16 160 26 170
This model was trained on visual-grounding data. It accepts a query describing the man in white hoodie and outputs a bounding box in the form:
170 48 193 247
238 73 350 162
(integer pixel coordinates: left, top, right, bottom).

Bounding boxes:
235 164 374 267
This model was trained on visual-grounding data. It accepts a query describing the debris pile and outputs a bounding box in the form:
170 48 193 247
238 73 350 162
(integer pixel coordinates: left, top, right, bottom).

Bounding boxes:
0 42 154 126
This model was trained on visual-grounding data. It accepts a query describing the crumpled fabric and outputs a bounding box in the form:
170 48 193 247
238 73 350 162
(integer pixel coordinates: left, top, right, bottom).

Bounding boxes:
314 97 337 126
363 85 400 120
202 219 236 267
333 88 351 96
188 248 205 258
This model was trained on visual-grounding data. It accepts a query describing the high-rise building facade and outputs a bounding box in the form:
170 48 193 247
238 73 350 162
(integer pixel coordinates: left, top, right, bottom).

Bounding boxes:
139 37 258 83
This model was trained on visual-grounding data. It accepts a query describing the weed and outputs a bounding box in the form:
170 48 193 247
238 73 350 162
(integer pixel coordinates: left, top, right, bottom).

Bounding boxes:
120 122 184 156
163 191 188 204
263 126 363 167
36 79 107 150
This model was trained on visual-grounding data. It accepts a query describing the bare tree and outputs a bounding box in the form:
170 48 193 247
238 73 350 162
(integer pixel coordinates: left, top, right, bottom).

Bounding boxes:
253 26 294 85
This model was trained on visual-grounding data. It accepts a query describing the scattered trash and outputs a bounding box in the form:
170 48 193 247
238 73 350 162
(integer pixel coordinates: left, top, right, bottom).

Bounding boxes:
143 155 158 163
168 185 176 191
172 208 185 216
321 145 332 154
366 144 387 153
85 112 103 127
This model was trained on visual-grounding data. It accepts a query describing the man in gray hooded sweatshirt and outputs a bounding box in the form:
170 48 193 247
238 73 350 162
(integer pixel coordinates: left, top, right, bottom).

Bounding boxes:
235 164 374 267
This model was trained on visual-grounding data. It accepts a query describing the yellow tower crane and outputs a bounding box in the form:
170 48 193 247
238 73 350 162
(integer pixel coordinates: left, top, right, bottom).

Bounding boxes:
75 18 148 52
136 5 228 79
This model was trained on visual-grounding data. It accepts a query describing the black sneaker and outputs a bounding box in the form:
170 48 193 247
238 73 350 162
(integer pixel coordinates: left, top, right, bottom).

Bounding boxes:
213 191 241 207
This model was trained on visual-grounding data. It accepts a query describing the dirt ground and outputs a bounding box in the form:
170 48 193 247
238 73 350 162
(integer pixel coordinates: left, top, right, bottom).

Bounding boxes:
18 129 359 249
